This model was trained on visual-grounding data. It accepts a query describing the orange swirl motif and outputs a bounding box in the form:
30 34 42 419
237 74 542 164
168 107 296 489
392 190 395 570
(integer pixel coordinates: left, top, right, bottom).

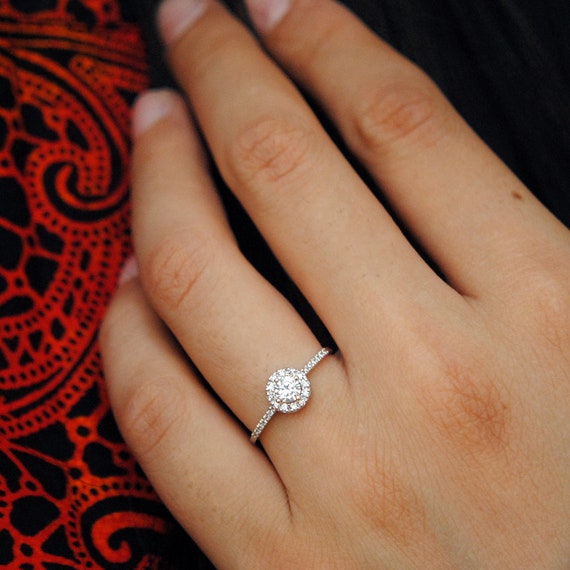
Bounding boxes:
0 2 172 568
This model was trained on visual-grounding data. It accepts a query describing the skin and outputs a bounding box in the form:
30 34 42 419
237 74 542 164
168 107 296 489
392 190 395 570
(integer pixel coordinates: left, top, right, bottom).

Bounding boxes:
100 0 570 567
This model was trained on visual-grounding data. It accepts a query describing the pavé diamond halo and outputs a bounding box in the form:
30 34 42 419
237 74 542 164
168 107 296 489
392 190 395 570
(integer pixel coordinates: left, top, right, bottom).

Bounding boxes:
266 368 311 413
250 348 332 444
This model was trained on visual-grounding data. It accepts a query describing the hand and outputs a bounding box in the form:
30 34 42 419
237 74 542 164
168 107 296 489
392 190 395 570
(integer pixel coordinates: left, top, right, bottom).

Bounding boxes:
100 0 570 567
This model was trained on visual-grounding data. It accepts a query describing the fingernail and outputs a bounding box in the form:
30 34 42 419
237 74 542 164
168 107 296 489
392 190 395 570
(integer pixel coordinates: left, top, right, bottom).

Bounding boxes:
158 0 208 45
132 88 177 138
118 256 139 285
246 0 292 32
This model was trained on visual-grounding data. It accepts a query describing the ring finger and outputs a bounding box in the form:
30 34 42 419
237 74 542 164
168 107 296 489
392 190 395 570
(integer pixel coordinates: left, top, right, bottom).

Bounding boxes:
100 280 292 567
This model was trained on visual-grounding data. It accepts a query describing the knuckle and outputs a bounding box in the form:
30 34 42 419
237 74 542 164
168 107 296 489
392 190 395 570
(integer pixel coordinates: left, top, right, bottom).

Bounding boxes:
503 252 570 356
117 375 184 458
520 266 570 331
179 27 240 88
227 116 314 188
525 274 570 358
349 440 423 545
144 230 215 313
352 80 446 154
419 355 512 455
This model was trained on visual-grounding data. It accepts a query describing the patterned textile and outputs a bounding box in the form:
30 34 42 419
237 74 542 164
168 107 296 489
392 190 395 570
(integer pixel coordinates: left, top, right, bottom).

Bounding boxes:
1 0 568 568
0 1 172 567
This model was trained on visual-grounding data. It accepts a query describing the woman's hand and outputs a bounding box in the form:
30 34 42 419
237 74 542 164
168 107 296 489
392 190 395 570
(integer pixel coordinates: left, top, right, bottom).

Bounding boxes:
100 0 570 567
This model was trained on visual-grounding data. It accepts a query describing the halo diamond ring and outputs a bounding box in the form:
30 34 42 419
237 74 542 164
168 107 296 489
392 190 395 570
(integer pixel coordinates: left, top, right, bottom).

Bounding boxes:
250 348 332 444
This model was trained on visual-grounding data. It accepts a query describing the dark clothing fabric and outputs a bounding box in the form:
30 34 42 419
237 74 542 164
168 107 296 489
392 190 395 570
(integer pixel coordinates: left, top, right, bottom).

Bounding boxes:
0 1 568 569
139 0 570 228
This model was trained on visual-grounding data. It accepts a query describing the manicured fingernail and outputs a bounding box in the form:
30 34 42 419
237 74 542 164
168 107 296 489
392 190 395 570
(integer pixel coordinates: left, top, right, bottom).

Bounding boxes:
131 89 177 138
246 0 291 32
158 0 208 45
118 256 139 285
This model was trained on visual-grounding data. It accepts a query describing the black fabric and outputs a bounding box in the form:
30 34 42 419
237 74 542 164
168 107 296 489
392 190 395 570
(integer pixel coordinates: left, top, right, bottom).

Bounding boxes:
121 1 570 567
131 0 570 227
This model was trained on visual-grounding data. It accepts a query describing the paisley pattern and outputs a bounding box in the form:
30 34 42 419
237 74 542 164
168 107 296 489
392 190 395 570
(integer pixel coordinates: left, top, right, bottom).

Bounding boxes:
0 1 172 567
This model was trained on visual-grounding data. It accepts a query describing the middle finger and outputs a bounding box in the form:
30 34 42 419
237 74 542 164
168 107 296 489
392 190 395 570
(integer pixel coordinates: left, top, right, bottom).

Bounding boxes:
158 0 453 344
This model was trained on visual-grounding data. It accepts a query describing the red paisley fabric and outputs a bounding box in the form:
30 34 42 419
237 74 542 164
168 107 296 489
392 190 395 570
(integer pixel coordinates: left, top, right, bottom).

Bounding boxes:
0 1 172 567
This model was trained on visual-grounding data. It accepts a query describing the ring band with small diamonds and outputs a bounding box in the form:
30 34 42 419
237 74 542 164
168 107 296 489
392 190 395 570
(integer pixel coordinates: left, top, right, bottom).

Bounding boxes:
250 348 332 444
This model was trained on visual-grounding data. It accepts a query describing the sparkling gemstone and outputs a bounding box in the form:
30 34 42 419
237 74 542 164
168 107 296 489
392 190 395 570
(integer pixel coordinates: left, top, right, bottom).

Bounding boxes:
266 368 310 413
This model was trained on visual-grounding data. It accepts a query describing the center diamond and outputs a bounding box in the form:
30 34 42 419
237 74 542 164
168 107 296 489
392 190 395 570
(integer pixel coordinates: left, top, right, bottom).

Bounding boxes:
266 368 311 413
